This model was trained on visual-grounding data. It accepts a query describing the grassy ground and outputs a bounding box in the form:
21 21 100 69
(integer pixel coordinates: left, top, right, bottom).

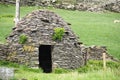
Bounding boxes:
15 70 119 80
0 60 119 80
15 61 120 80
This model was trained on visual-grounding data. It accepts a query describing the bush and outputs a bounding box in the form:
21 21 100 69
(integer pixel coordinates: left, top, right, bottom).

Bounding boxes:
19 34 28 44
52 27 65 41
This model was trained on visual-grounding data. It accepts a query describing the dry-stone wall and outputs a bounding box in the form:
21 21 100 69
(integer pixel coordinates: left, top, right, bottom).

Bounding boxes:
1 0 120 12
86 46 107 60
75 2 104 12
0 44 10 61
54 0 120 12
104 1 120 13
81 45 119 62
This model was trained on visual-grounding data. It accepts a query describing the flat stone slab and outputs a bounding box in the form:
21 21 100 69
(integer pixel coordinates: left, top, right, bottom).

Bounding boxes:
0 67 14 80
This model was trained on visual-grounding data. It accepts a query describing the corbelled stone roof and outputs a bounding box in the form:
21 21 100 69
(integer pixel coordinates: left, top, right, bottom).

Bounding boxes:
6 10 84 69
7 10 79 45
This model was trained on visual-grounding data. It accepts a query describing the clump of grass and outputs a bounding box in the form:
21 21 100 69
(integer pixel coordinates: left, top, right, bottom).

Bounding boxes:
77 60 102 73
52 27 65 41
0 60 19 68
19 34 28 44
106 61 120 69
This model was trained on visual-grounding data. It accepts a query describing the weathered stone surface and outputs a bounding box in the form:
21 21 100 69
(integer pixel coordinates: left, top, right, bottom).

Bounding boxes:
0 44 10 60
81 45 119 62
1 0 120 12
104 1 120 13
0 67 14 80
87 45 107 60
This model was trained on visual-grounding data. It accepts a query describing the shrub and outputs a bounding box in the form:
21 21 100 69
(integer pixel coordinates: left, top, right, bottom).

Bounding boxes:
52 27 65 41
19 34 28 44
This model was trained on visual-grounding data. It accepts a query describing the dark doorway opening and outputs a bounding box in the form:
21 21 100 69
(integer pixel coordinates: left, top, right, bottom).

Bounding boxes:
39 45 52 73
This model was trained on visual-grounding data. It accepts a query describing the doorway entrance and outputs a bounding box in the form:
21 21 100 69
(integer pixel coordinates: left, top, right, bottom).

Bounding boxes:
39 45 52 73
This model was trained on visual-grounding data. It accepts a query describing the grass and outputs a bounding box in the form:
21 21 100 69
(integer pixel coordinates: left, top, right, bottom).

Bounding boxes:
12 62 120 80
0 4 120 59
0 60 119 80
14 70 119 80
0 4 14 43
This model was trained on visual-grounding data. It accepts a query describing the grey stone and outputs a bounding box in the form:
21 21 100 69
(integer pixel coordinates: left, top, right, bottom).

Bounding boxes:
104 1 120 13
0 67 14 80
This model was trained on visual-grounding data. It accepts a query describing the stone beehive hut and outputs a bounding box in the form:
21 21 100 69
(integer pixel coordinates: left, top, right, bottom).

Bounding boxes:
7 10 84 72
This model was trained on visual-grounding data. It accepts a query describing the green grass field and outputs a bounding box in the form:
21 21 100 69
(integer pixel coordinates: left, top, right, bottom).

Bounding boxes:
0 4 120 59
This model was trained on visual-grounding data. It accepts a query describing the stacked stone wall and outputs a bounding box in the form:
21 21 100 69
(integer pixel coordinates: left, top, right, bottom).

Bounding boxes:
0 44 9 61
0 0 120 12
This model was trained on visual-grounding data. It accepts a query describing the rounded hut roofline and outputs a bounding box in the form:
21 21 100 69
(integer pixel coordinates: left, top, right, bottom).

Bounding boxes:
7 10 80 44
6 10 84 70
